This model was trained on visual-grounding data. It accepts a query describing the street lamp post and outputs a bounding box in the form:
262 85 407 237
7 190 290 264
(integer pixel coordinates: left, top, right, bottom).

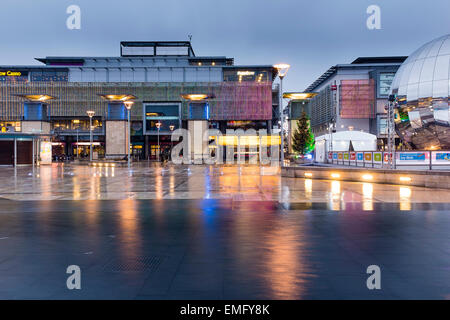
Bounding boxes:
124 100 134 168
86 110 95 162
76 126 79 159
169 125 175 150
156 122 162 162
274 63 290 166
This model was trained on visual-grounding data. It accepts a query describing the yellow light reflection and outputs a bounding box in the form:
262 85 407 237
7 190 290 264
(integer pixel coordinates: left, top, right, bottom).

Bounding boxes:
330 180 341 210
262 222 311 299
399 187 412 211
155 167 164 199
117 199 141 261
305 179 312 199
362 183 373 211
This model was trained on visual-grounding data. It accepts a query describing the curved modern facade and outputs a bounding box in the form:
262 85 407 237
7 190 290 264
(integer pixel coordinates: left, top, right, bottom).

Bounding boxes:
390 34 450 149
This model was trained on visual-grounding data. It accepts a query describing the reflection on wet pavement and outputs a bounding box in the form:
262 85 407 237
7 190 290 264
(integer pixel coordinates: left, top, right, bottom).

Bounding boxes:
2 164 450 208
0 164 449 299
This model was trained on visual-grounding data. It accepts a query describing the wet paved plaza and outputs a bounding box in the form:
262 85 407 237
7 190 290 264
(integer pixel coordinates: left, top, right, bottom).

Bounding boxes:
0 164 449 299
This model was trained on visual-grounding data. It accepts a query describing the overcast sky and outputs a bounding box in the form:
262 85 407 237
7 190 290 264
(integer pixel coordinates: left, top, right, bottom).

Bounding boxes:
0 0 449 91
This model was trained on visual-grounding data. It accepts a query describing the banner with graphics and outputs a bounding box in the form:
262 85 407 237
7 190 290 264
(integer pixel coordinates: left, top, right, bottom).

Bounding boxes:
383 152 393 163
364 152 373 162
343 152 349 161
433 152 450 165
373 152 382 163
396 152 429 165
356 152 364 162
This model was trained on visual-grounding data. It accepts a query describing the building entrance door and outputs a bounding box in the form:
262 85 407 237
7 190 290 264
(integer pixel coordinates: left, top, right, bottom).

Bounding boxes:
0 141 14 165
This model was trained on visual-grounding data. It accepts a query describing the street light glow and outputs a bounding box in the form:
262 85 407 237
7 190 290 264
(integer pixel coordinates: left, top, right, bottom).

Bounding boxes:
124 100 134 110
273 63 290 78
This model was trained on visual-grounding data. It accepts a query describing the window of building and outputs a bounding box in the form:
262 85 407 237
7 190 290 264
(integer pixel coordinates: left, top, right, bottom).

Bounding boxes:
223 69 269 82
144 103 180 133
0 121 21 132
51 119 102 132
379 73 395 96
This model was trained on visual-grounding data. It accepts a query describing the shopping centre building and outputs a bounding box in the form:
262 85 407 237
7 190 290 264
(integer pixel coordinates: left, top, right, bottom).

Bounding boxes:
292 56 407 150
0 41 281 164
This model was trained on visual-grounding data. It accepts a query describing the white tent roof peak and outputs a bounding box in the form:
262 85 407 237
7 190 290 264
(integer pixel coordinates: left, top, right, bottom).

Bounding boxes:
315 130 377 141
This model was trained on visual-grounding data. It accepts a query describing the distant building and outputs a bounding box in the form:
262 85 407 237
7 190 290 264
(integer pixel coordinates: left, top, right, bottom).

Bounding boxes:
302 56 407 150
0 41 280 164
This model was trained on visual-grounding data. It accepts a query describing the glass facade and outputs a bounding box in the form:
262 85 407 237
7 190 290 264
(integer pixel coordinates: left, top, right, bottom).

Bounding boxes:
391 34 450 149
144 103 180 133
379 73 395 96
30 71 68 82
51 118 103 133
223 68 270 82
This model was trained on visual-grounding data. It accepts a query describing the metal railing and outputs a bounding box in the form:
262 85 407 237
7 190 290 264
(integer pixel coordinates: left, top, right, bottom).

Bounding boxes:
327 150 450 170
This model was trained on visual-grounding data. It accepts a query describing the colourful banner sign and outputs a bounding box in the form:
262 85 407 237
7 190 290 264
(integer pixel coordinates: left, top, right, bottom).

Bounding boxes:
435 153 450 161
433 152 450 165
357 152 364 161
399 153 426 161
374 152 382 163
350 152 356 161
364 152 372 162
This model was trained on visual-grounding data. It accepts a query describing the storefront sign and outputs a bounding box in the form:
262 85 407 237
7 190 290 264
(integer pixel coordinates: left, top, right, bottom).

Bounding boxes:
0 70 27 77
237 71 255 76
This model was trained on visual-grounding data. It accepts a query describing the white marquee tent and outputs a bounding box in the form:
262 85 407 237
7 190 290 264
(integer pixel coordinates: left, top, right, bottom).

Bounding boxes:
314 131 377 162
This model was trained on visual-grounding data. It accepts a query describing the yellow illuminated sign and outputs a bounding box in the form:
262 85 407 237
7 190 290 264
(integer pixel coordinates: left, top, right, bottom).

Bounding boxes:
216 135 281 146
0 71 22 77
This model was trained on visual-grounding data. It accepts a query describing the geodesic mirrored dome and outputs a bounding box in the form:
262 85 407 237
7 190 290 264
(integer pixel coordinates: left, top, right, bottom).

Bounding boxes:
390 34 450 150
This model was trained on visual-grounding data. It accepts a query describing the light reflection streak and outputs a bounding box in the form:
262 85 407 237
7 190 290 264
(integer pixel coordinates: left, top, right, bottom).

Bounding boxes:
400 187 412 211
262 222 311 299
330 180 341 210
362 183 373 211
155 167 163 199
117 199 142 263
305 179 312 199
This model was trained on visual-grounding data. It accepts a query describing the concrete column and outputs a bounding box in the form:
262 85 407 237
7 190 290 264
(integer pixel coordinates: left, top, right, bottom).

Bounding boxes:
188 120 208 164
105 120 127 159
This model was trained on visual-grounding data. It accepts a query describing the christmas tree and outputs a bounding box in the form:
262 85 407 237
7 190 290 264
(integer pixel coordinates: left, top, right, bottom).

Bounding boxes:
292 111 315 155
